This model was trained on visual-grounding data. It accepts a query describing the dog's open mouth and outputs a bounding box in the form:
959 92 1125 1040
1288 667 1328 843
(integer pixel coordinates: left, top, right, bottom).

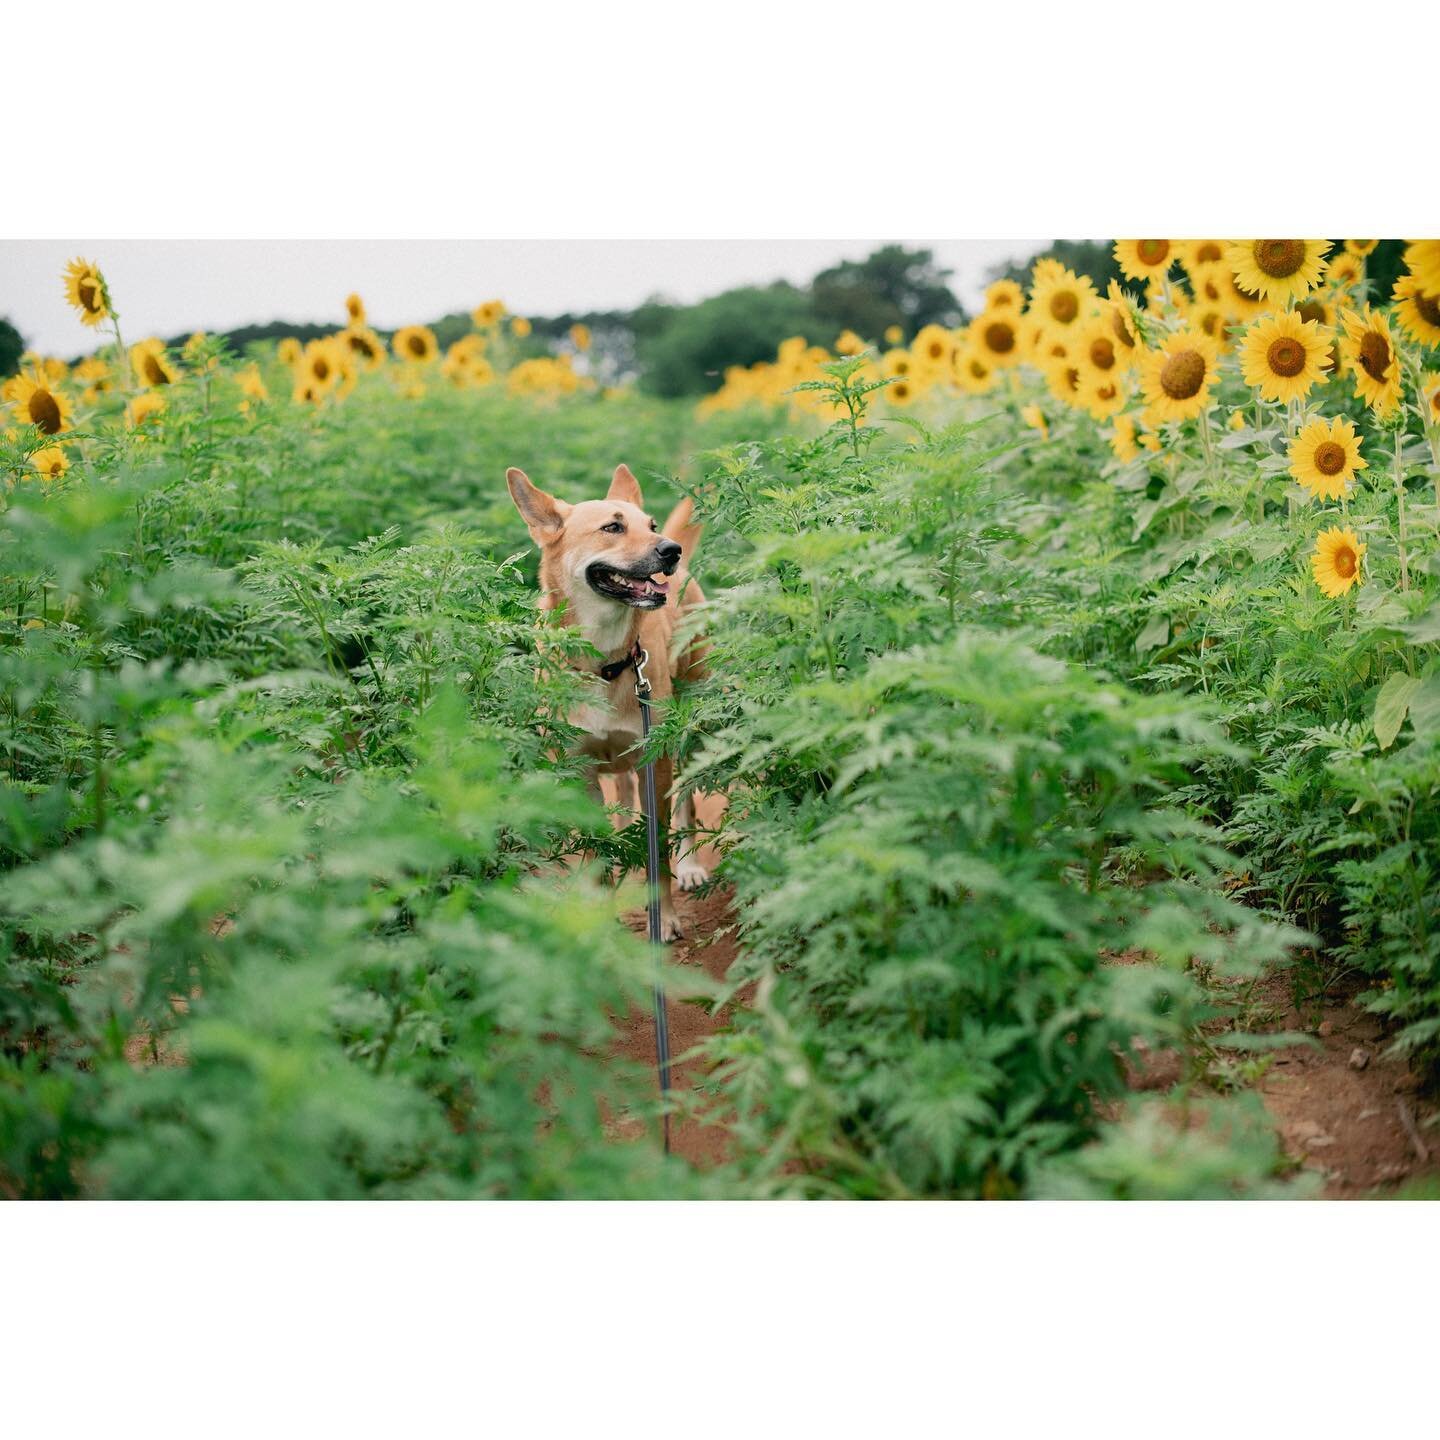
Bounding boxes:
586 562 671 609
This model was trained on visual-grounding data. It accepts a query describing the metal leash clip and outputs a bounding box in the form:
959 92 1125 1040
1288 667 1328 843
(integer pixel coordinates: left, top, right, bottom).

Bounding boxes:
633 644 651 700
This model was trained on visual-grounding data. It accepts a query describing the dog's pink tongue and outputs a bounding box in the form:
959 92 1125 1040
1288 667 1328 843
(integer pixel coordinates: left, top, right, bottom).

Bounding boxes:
649 575 670 591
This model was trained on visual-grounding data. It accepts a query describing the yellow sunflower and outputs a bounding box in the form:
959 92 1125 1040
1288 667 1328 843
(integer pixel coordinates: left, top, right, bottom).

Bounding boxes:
885 376 915 407
1101 282 1145 363
1108 413 1140 462
985 278 1024 310
1029 261 1099 336
8 369 73 437
345 293 366 325
1080 371 1127 419
912 323 956 370
1021 403 1048 439
1311 526 1365 597
1042 357 1085 409
1339 306 1402 417
298 338 344 397
1393 272 1440 348
62 258 109 327
1114 239 1175 282
1226 239 1331 305
1403 242 1440 294
1423 373 1440 427
31 445 69 481
236 363 269 409
1192 306 1234 351
971 308 1022 368
1179 239 1229 275
1239 310 1330 403
126 391 165 428
883 323 904 346
1288 416 1367 501
510 315 533 339
393 325 438 364
74 355 111 401
1074 315 1131 389
342 325 388 370
1217 267 1270 323
1327 252 1364 291
1345 239 1379 257
130 338 177 389
472 300 506 328
277 337 303 366
1137 329 1220 424
954 347 996 395
571 323 593 351
834 329 864 356
881 349 913 381
20 353 69 385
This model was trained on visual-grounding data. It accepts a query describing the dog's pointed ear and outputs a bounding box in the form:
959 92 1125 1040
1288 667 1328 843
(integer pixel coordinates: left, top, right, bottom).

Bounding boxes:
608 463 643 508
507 468 569 542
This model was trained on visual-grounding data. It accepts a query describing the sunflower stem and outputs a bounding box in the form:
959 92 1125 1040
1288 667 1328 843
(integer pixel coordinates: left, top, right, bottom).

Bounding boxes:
1393 426 1410 593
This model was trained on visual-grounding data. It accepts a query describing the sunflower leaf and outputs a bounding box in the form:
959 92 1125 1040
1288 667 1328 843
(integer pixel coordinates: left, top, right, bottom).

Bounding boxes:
1373 672 1423 750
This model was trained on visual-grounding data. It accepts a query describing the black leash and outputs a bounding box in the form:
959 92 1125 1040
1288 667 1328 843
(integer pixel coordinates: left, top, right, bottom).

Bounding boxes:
621 642 672 1154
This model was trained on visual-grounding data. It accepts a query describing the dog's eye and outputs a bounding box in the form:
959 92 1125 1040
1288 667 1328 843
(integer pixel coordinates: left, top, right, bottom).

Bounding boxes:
600 521 625 535
649 520 658 532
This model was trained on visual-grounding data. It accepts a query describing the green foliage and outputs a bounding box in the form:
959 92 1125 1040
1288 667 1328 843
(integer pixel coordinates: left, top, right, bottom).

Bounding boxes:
679 367 1302 1197
0 385 722 1199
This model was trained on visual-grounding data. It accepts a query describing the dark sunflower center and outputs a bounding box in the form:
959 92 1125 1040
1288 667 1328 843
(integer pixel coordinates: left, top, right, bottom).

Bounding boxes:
1255 240 1306 279
1334 547 1356 579
1201 312 1222 337
1050 292 1079 324
1110 309 1136 349
1297 301 1326 325
314 358 331 381
408 336 426 356
892 382 909 398
1195 242 1223 264
78 277 102 313
1267 337 1306 378
1359 331 1391 382
1416 291 1440 326
969 360 988 379
144 354 169 386
1160 349 1206 400
1314 441 1347 476
1089 337 1116 370
929 341 945 359
983 321 1015 354
28 390 62 434
1062 366 1079 393
1137 240 1170 266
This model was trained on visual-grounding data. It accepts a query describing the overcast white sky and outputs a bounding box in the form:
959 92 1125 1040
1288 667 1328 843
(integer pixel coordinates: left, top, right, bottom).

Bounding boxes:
0 239 1044 356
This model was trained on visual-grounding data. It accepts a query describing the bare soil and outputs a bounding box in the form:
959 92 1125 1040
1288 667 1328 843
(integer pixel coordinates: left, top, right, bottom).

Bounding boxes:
618 897 1440 1197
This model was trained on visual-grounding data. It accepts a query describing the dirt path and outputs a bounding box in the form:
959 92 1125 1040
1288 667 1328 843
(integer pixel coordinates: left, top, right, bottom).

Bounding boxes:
1247 971 1438 1198
614 886 1440 1195
615 887 739 1166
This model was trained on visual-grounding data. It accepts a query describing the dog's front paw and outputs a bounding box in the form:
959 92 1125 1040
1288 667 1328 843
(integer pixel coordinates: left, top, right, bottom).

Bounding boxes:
661 907 685 943
674 857 709 892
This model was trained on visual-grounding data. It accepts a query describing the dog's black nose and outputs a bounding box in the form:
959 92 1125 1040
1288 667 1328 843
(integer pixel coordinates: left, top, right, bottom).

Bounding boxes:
655 538 682 571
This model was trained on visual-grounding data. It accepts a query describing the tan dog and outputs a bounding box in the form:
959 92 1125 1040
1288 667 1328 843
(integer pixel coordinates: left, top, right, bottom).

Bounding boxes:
506 462 708 940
